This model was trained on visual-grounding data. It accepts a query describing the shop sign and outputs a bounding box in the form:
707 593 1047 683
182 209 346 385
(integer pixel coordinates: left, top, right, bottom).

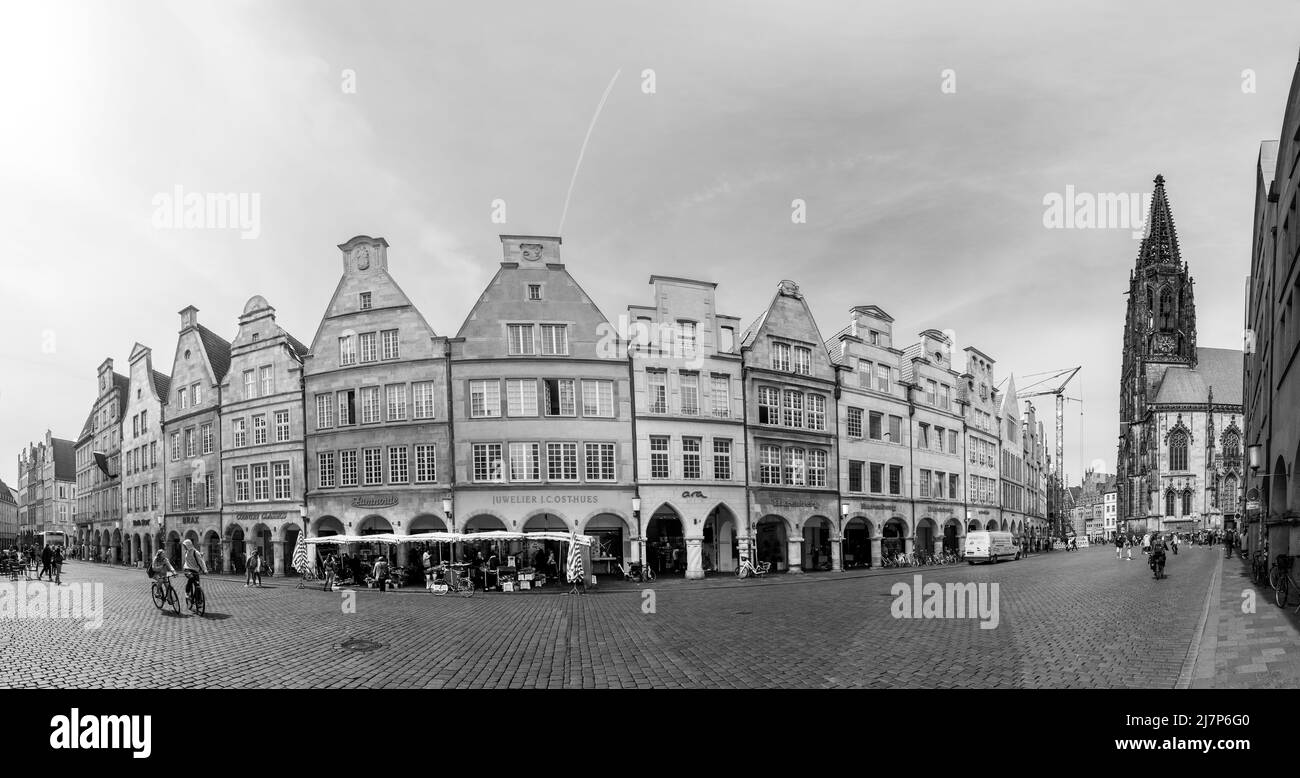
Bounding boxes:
681 490 708 499
1246 499 1260 512
489 494 599 505
352 495 399 509
235 512 288 522
855 502 897 511
131 519 152 527
180 516 200 525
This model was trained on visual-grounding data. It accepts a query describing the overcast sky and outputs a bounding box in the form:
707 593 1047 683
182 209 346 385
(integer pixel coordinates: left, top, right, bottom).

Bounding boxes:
2 0 1297 488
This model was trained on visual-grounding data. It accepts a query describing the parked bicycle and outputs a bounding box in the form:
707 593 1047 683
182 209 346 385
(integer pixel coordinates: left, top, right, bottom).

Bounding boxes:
1272 555 1300 612
736 558 771 579
433 566 475 597
1251 549 1270 587
620 561 656 583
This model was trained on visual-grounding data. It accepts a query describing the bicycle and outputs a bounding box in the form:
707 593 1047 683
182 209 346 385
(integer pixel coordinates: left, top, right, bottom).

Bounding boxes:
433 568 475 597
1251 549 1270 587
736 558 771 579
183 571 206 616
150 572 182 614
1272 555 1300 612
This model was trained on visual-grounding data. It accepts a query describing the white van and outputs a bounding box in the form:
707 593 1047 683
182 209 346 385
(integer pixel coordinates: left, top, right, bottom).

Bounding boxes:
964 531 1018 564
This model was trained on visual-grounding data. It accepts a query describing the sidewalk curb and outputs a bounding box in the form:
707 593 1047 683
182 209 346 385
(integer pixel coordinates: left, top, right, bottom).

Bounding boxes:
1178 552 1221 689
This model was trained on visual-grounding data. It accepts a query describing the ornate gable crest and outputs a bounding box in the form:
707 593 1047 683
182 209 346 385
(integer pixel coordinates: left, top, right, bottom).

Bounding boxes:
1163 414 1192 445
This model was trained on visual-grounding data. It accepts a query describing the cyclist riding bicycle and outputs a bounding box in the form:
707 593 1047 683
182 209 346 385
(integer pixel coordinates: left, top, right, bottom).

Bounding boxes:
150 549 176 590
180 538 208 605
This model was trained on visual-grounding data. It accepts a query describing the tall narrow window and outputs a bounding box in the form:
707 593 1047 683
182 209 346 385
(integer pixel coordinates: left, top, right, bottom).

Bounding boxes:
415 445 437 483
713 439 732 480
359 291 372 310
252 414 267 445
771 342 791 372
316 393 334 429
509 442 540 482
680 373 700 415
359 332 377 362
339 335 356 366
785 448 806 486
388 447 408 484
581 380 614 418
682 438 701 479
758 386 780 424
793 346 812 375
259 366 273 396
807 394 825 431
318 452 336 488
1158 287 1174 330
759 445 781 485
1181 489 1192 516
273 462 292 499
650 436 670 479
412 382 436 419
1165 489 1176 517
847 407 863 438
585 443 616 482
543 379 576 416
782 390 804 428
711 375 730 417
386 384 407 421
1169 430 1188 470
677 321 696 357
647 370 668 414
507 379 539 417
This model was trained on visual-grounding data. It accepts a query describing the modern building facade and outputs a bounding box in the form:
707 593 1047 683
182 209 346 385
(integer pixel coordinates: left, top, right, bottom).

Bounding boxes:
1117 175 1243 536
741 280 840 574
1245 51 1300 560
449 235 635 575
121 343 170 566
304 236 452 570
16 431 76 546
220 296 309 575
628 275 746 577
74 359 128 563
162 307 231 567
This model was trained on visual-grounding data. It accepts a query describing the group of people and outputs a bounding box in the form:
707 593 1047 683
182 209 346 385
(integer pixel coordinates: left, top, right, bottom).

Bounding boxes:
3 544 65 582
149 538 207 604
1112 531 1178 568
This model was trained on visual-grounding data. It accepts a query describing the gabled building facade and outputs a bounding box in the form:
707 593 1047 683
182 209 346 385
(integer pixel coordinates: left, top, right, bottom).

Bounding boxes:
903 329 968 556
121 343 170 565
162 306 231 567
450 236 635 574
961 347 1004 536
304 236 452 570
628 275 745 577
17 431 76 546
741 280 839 574
220 296 309 575
75 359 129 563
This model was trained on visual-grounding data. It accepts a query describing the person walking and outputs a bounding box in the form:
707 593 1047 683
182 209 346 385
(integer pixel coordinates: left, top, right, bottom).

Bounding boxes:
246 548 263 587
1114 532 1124 559
1125 536 1134 561
50 545 63 585
421 547 433 590
38 544 52 581
372 554 389 592
323 553 338 592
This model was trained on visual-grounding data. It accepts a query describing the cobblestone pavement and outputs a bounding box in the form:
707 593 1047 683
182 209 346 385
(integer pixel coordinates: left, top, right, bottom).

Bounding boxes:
1190 549 1300 688
0 545 1230 689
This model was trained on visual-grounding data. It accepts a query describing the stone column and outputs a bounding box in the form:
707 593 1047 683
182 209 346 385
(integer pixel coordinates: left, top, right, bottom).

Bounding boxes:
396 541 409 568
934 538 944 557
830 538 842 572
686 537 704 580
903 536 914 555
272 541 285 576
786 537 803 574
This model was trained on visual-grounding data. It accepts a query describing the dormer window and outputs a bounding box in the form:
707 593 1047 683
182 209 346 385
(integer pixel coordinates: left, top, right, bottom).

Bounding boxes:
360 292 372 310
869 330 880 345
251 333 260 342
528 284 542 301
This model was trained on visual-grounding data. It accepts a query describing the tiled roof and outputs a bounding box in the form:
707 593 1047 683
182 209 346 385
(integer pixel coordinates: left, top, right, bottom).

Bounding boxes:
1152 347 1243 406
75 409 94 445
0 480 15 505
286 334 310 359
52 438 76 480
152 370 171 400
113 371 130 419
196 325 233 382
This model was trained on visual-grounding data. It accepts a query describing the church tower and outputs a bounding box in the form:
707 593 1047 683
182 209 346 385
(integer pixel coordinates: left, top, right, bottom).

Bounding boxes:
1117 174 1198 528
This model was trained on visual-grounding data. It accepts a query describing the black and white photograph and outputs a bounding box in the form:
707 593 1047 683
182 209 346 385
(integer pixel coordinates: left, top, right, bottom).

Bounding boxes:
2 0 1299 759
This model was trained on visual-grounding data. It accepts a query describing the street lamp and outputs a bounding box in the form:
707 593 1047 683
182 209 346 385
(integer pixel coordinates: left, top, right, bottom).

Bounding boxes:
1248 443 1263 472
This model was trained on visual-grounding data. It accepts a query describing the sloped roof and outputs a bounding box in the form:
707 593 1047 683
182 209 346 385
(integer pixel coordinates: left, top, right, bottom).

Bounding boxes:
1136 174 1184 268
113 371 130 416
52 438 76 480
0 480 15 505
151 369 172 400
76 409 94 445
196 325 232 382
1152 347 1243 406
286 334 310 358
824 324 854 367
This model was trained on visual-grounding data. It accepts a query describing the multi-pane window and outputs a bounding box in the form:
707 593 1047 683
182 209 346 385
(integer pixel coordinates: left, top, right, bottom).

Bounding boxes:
677 321 697 356
876 363 891 393
415 445 437 483
650 436 670 479
868 411 883 440
683 438 702 479
948 430 958 456
473 444 503 482
940 384 951 410
680 374 700 415
151 441 157 468
201 423 213 454
711 375 730 417
184 427 196 457
318 452 336 488
808 450 827 487
586 443 616 482
581 380 614 418
359 332 377 363
339 335 356 366
889 415 903 444
870 463 884 493
858 360 873 388
243 370 256 399
793 346 811 375
506 379 538 417
847 407 863 438
234 467 250 502
337 390 356 426
936 427 946 453
470 381 501 418
259 366 273 396
528 284 542 301
253 414 267 445
759 445 781 485
316 394 334 429
758 386 780 424
949 473 960 501
1169 431 1188 470
713 439 732 480
191 383 201 406
275 411 290 442
412 382 436 419
771 342 791 372
647 370 668 414
807 394 825 431
539 325 568 355
546 443 578 481
386 384 407 421
926 380 937 406
509 442 540 481
178 388 188 409
388 447 408 484
340 450 358 486
507 324 535 355
252 464 269 501
785 448 806 486
273 462 291 499
919 468 931 498
848 460 864 492
360 387 380 424
171 432 181 461
889 465 902 495
782 390 804 428
381 329 399 360
917 424 929 448
363 448 383 486
933 471 946 499
543 379 576 416
359 291 372 310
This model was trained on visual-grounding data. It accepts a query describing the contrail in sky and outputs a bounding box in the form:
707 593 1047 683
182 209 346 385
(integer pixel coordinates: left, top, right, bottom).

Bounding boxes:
558 68 621 235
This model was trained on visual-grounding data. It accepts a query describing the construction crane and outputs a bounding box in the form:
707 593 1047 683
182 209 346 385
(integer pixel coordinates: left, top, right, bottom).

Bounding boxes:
1017 367 1082 535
